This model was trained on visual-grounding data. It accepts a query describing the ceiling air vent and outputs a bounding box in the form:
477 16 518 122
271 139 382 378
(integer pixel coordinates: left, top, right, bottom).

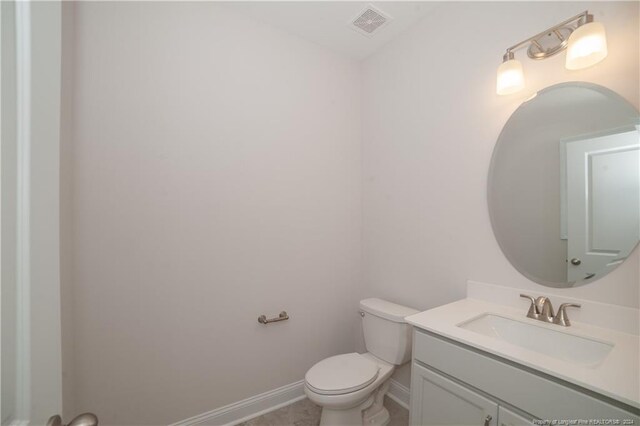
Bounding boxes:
350 5 391 37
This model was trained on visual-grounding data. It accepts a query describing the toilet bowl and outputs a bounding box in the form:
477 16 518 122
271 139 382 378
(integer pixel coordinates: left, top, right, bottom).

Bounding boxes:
304 299 418 426
305 352 394 425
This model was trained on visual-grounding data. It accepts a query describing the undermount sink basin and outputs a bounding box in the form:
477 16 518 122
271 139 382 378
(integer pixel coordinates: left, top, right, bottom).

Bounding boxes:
457 314 614 367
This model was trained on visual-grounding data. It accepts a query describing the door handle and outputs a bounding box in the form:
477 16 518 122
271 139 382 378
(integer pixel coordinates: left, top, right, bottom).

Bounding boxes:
570 258 581 265
484 414 493 426
47 413 98 426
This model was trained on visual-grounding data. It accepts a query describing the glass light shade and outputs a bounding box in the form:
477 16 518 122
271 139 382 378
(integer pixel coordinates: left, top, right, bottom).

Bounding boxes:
565 22 608 70
496 59 525 95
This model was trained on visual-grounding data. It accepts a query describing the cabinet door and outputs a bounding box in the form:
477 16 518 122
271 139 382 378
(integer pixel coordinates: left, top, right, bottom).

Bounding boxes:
410 362 498 426
498 406 535 426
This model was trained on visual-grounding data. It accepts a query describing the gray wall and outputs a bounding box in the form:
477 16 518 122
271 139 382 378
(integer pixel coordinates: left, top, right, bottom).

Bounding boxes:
61 3 362 424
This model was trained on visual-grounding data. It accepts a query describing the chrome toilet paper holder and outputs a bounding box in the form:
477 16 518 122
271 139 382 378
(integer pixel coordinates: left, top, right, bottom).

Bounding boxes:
258 311 289 324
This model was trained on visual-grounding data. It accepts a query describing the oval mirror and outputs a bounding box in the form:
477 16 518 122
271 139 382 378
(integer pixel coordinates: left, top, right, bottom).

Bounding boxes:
489 82 639 288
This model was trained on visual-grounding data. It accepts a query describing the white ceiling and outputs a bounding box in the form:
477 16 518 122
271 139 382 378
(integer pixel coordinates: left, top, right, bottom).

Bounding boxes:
223 2 440 60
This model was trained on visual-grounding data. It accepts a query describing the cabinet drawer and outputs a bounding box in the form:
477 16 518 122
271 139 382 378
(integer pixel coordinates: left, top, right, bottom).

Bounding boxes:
413 329 639 422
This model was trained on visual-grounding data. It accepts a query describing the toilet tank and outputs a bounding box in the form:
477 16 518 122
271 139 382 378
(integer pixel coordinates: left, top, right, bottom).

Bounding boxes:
360 298 420 365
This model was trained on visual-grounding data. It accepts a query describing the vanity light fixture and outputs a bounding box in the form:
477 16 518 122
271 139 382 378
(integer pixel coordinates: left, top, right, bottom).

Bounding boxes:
496 11 608 95
496 52 525 96
565 18 608 70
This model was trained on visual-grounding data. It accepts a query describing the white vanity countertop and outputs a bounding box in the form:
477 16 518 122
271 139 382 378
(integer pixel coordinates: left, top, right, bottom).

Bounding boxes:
405 298 640 409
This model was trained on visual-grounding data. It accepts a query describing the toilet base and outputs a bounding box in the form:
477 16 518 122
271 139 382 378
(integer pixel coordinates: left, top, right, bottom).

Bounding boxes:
316 379 392 426
319 395 374 426
363 407 390 426
362 380 391 426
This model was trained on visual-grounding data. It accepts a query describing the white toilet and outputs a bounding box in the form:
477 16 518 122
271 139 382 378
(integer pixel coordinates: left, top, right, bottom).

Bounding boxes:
304 298 419 426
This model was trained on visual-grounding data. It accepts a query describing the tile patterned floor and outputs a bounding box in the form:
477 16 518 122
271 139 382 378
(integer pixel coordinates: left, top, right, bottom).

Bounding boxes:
236 396 408 426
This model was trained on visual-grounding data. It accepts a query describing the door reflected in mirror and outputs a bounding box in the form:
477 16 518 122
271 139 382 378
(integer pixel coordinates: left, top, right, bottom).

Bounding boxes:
562 128 639 282
489 82 639 288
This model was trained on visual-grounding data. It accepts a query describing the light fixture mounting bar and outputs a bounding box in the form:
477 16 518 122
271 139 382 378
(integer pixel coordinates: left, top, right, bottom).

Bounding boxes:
503 11 591 60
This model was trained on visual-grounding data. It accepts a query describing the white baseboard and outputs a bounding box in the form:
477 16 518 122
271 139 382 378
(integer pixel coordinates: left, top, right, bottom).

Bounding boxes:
169 381 306 426
387 379 410 410
170 377 410 426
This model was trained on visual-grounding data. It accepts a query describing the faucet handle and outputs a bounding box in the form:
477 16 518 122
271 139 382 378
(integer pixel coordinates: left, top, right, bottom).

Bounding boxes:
520 294 539 319
553 303 581 327
520 294 535 303
536 296 554 322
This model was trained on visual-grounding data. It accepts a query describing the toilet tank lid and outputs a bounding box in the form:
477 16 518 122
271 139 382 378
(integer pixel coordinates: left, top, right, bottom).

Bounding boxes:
360 298 420 323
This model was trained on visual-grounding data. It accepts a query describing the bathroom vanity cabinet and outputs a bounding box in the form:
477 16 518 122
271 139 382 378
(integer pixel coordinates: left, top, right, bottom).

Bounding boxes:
409 329 640 426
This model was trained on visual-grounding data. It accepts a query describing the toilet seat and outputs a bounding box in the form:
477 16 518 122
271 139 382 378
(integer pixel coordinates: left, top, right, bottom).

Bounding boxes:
305 353 379 395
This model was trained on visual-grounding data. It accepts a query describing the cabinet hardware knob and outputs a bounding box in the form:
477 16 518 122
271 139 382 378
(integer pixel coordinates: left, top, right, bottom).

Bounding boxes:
484 414 492 426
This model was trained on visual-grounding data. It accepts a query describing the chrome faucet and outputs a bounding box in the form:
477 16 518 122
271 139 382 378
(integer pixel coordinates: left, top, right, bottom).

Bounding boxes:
519 294 581 327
